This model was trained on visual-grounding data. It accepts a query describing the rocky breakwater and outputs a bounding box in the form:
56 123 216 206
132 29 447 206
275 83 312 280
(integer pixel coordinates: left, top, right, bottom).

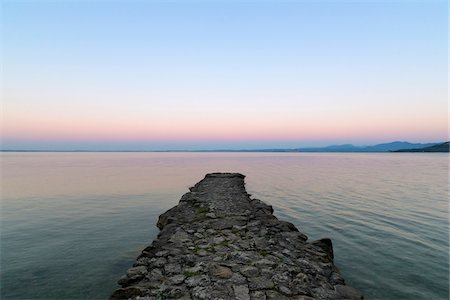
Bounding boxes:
111 173 363 300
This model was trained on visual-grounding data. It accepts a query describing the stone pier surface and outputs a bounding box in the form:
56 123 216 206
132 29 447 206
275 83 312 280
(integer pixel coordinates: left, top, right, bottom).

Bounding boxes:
111 173 363 300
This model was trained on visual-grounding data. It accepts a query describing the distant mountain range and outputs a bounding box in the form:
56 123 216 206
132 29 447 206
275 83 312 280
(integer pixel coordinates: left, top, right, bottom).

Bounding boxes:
294 141 440 152
393 142 449 152
2 141 448 152
207 141 446 152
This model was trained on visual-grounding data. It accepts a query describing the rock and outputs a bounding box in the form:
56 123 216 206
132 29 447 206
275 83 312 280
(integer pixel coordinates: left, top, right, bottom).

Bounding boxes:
230 251 254 264
155 250 169 257
110 173 363 300
165 263 182 275
250 290 266 300
211 218 245 230
329 271 345 285
265 290 289 300
185 275 211 288
152 257 167 268
272 272 291 286
148 268 163 280
312 238 334 260
197 250 208 256
335 284 364 300
192 286 211 299
260 268 274 278
248 276 275 290
278 285 293 296
170 230 191 243
110 287 145 299
169 274 186 285
229 272 247 285
239 265 259 278
281 231 308 242
205 212 217 219
209 264 233 279
126 266 148 277
184 264 204 274
254 258 277 267
212 236 226 244
232 224 247 231
253 237 269 248
233 284 250 300
167 286 186 298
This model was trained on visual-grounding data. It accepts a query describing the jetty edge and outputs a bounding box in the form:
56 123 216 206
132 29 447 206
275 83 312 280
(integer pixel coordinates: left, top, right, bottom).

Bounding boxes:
111 173 363 300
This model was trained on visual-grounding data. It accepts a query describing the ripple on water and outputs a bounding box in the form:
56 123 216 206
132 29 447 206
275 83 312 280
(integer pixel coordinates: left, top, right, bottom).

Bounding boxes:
1 152 448 300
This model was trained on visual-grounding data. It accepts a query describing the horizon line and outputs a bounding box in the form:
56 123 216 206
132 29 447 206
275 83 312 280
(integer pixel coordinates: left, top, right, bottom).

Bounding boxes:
1 140 446 153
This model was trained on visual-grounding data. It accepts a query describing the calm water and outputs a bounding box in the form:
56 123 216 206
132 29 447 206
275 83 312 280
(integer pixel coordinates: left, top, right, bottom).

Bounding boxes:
1 152 448 300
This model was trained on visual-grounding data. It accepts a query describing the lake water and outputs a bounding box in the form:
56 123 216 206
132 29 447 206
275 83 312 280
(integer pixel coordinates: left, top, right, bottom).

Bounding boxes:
1 152 448 300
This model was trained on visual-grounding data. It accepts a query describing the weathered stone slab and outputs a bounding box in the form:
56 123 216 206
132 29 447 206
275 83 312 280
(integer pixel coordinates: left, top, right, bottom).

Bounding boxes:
110 173 363 300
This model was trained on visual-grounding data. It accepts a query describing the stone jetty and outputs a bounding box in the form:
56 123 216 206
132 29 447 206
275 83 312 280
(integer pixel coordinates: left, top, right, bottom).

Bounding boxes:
111 173 363 300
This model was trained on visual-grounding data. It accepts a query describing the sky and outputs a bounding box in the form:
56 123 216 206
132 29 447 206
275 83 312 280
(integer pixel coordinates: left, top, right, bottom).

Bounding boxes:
2 0 448 150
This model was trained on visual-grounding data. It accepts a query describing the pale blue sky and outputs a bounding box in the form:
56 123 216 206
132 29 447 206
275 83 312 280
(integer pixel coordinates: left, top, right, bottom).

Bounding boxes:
2 0 448 150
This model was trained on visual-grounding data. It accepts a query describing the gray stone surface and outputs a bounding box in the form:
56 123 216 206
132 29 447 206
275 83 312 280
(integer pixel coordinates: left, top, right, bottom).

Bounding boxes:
110 173 363 300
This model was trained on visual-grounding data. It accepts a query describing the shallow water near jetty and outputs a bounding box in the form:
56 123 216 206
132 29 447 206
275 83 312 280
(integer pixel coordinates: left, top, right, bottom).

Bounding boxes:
1 152 448 300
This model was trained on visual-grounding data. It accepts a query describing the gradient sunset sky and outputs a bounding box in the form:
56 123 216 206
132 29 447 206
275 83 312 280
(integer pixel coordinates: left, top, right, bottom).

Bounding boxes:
2 0 448 150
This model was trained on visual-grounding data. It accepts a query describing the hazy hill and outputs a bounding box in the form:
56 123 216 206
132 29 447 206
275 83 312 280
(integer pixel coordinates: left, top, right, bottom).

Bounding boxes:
393 142 449 152
295 141 437 152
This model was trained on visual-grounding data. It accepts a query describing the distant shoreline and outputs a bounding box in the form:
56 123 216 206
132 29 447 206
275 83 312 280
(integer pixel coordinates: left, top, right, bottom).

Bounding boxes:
2 141 448 153
1 150 448 153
